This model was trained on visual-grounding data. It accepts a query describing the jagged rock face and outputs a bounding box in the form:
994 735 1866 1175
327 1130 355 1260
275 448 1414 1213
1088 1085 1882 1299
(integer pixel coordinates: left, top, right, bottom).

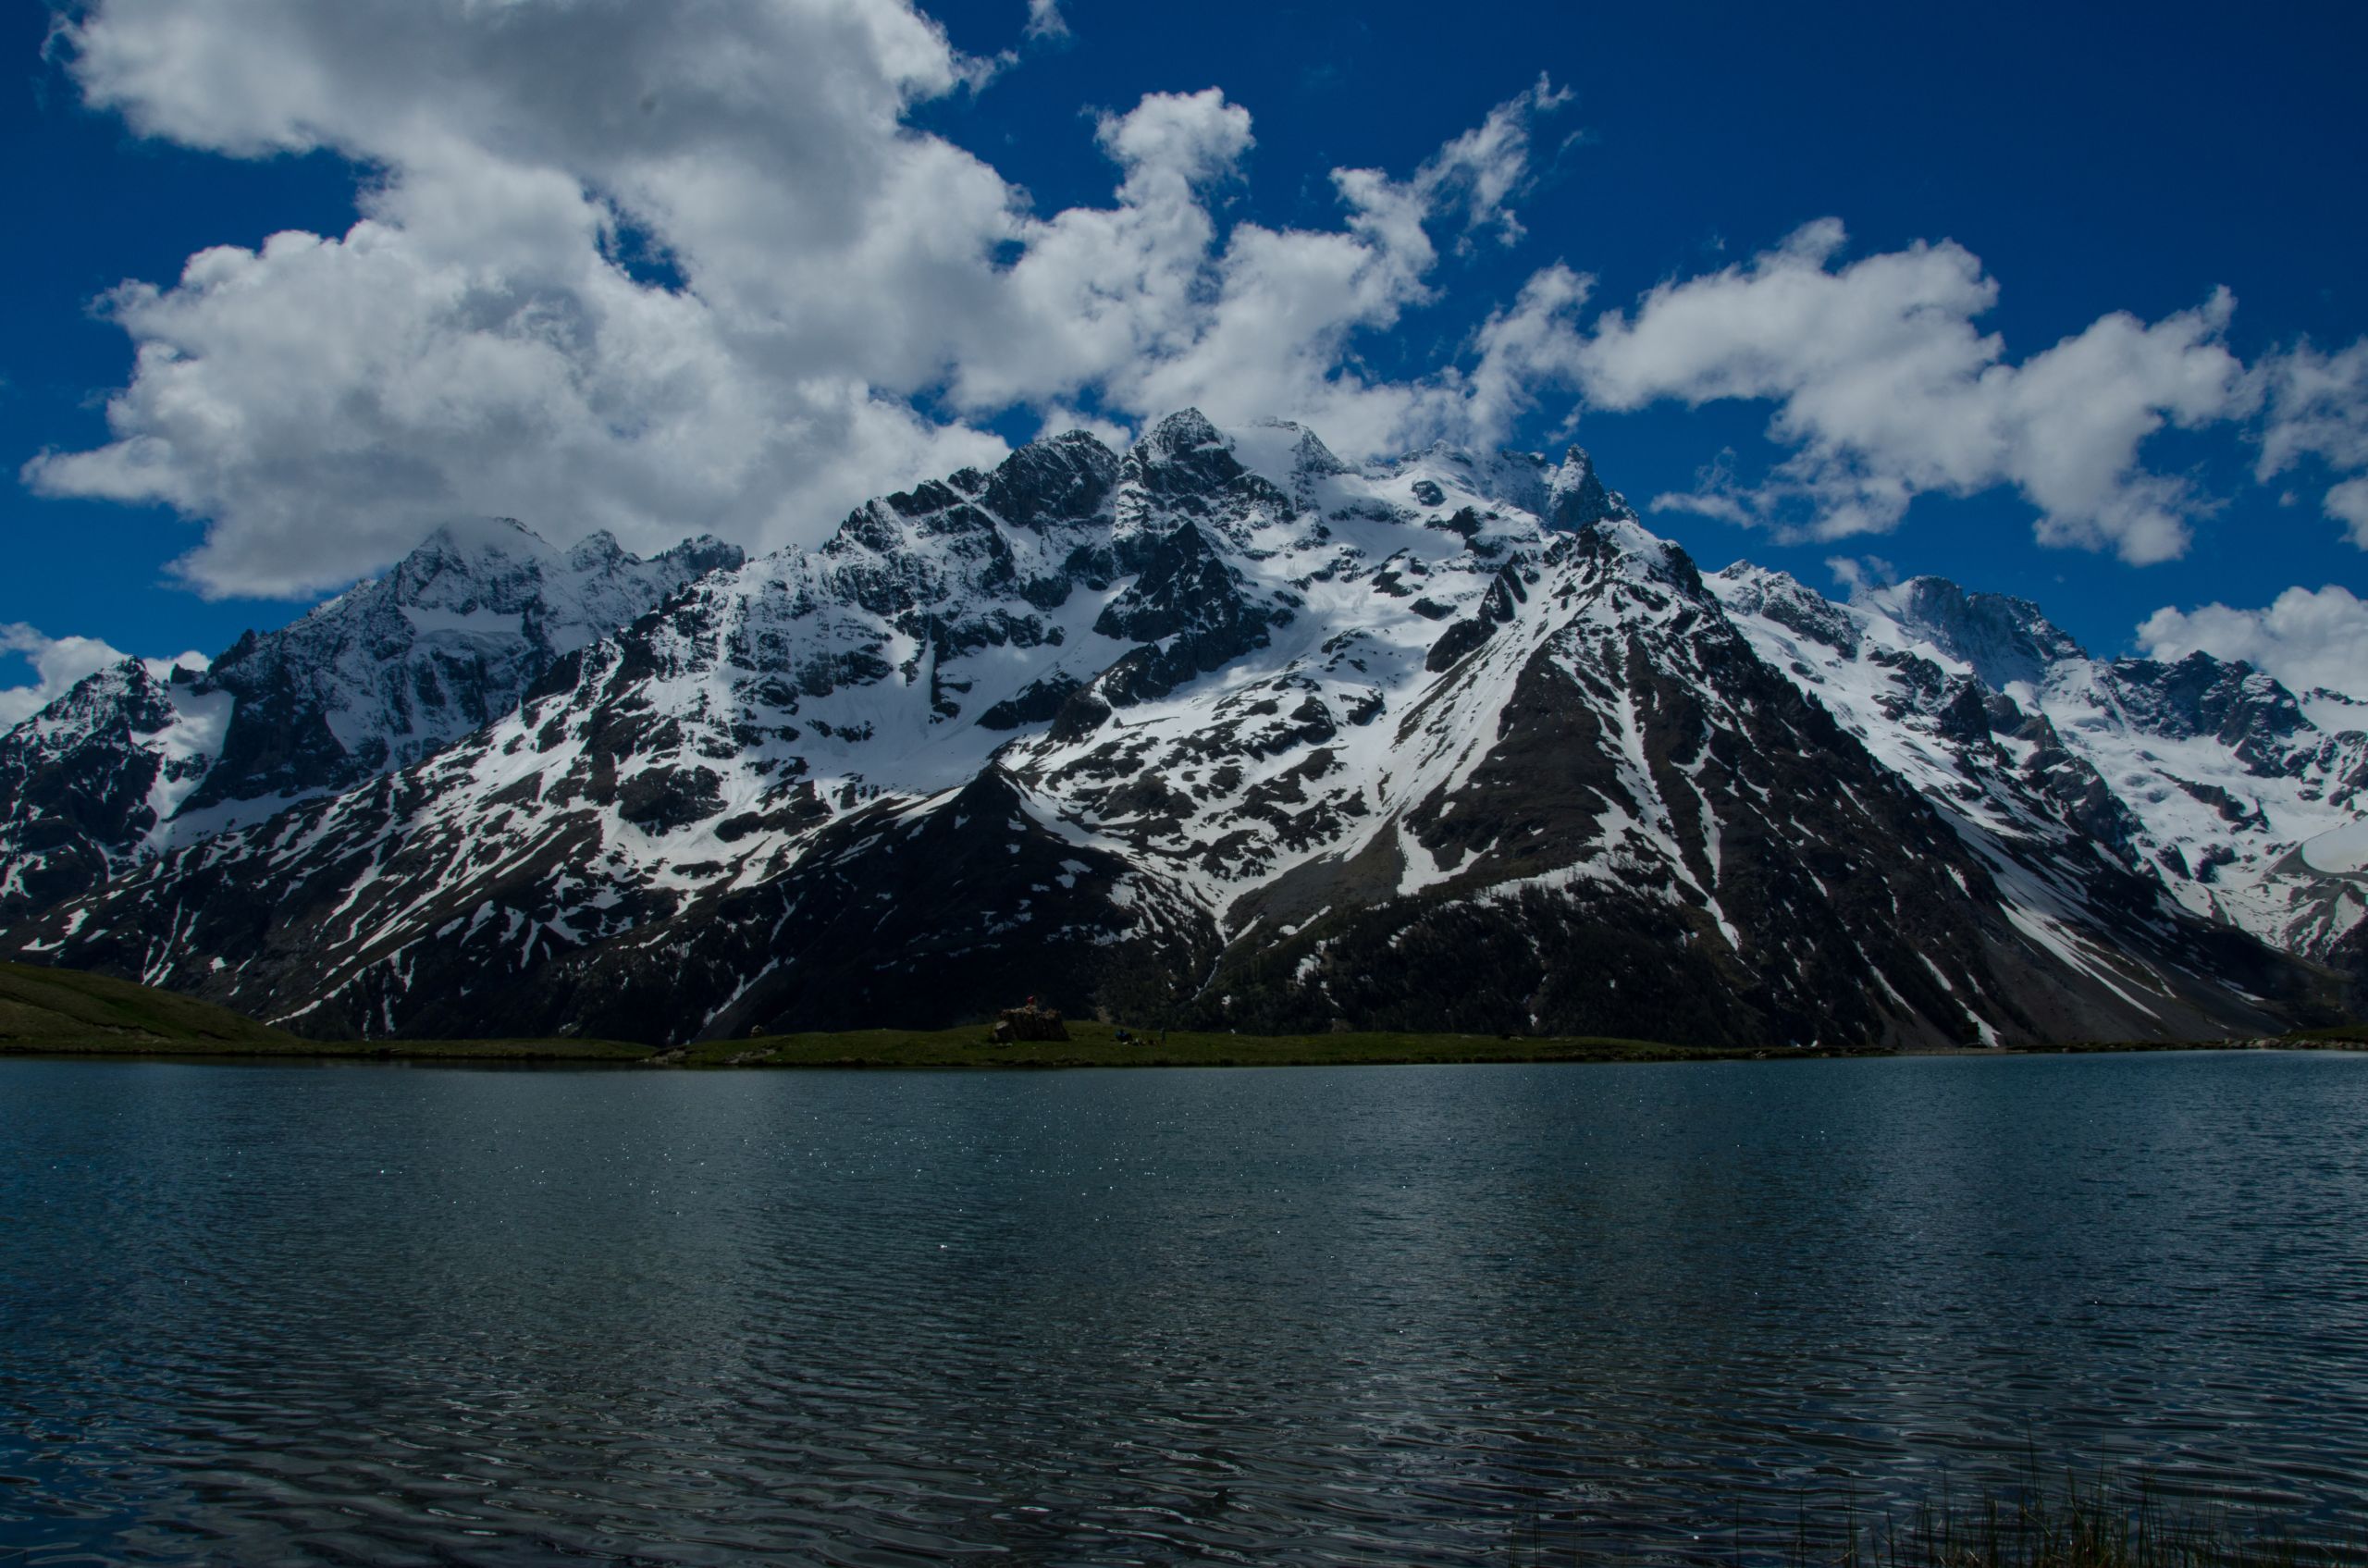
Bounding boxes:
1876 577 2086 690
1712 565 2368 969
6 413 2340 1046
192 521 745 804
2101 653 2313 769
1162 533 2016 1047
1547 446 1628 531
0 661 217 914
0 521 741 919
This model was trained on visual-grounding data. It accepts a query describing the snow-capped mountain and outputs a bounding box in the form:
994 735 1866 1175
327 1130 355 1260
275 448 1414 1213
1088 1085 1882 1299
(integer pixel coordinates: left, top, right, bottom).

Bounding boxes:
6 413 2343 1045
0 521 742 917
1711 568 2368 970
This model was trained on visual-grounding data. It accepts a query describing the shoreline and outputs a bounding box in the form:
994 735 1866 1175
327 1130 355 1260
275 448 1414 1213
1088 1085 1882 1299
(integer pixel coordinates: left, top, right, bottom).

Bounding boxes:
5 1021 2362 1069
9 960 2359 1068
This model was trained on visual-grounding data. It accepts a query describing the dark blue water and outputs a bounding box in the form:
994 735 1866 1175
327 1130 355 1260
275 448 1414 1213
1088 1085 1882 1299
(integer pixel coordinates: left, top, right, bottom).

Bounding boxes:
3 1051 2364 1565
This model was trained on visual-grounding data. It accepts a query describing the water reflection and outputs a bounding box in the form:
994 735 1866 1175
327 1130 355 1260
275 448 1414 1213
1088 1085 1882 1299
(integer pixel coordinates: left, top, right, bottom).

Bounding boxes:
2 1052 2363 1563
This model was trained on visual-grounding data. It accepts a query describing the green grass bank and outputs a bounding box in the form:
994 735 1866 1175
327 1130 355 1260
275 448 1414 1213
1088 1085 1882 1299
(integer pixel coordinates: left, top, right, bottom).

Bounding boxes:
5 959 2362 1067
676 1019 1785 1069
0 960 648 1060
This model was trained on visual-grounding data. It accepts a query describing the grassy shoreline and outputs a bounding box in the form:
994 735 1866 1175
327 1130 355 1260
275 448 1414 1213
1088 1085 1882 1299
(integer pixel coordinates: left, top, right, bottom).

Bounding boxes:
3 1017 1795 1068
6 1019 2365 1069
8 957 2362 1068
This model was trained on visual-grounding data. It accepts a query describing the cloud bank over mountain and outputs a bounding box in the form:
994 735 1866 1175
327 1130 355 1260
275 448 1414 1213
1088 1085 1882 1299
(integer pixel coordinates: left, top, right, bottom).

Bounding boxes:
20 0 2368 608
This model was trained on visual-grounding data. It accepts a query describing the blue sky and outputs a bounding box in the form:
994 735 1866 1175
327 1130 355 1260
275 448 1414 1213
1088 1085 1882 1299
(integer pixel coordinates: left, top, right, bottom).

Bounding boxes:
5 0 2365 714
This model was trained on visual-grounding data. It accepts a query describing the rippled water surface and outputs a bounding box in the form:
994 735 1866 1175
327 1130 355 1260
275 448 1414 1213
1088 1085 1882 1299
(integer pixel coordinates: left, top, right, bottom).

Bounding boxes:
5 1051 2367 1564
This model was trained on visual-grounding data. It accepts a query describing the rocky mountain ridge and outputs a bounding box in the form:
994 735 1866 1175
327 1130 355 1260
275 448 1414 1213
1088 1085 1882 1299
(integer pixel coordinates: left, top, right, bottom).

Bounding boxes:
1711 567 2368 968
1 413 2355 1043
0 522 740 918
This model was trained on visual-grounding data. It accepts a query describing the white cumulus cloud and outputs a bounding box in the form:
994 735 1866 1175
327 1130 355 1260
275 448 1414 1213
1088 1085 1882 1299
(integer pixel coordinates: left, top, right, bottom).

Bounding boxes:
2138 586 2368 698
25 3 1580 599
2251 338 2368 548
962 76 1576 458
18 0 2350 614
1578 219 2247 564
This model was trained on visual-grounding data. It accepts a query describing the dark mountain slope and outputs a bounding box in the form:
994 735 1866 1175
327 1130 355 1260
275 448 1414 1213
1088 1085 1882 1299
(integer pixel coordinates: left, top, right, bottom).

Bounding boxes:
2 415 2344 1045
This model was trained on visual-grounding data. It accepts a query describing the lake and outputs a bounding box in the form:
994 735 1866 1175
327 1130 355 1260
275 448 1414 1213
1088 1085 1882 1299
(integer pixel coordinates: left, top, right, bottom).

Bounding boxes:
4 1051 2365 1564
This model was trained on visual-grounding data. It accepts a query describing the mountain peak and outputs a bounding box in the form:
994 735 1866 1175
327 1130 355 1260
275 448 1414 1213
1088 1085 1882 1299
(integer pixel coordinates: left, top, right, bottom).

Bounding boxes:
983 429 1122 530
1861 575 2086 690
654 533 746 576
1708 562 1864 656
1225 420 1349 502
1141 407 1225 458
565 529 628 569
2104 648 2312 753
0 503 752 920
1124 409 1255 505
1548 445 1632 530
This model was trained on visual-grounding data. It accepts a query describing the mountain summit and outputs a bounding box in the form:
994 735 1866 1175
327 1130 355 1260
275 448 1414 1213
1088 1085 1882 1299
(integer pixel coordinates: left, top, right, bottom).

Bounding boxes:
3 414 2356 1043
0 522 741 916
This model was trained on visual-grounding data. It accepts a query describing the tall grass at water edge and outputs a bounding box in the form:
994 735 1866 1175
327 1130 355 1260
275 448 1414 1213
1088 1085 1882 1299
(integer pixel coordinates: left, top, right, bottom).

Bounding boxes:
1498 1469 2361 1568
